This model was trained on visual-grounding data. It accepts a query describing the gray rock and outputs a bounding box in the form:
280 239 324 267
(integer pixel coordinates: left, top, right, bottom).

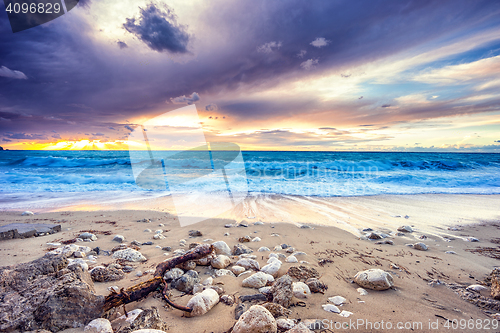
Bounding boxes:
171 270 200 293
397 225 413 233
161 246 172 251
305 278 328 293
90 265 124 282
112 249 146 262
84 318 113 333
114 307 168 333
270 274 293 308
233 244 253 255
79 232 97 241
22 211 35 216
354 269 394 290
188 230 202 237
0 253 104 332
122 266 133 273
232 305 277 333
367 232 382 240
113 235 125 243
164 268 184 282
142 241 153 246
413 242 428 251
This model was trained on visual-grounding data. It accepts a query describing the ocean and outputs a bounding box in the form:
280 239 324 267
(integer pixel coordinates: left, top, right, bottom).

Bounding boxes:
1 150 499 210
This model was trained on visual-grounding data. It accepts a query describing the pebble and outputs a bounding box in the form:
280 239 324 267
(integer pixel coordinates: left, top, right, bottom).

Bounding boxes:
212 241 232 256
224 233 230 236
112 235 125 243
465 237 479 242
142 241 153 246
22 211 34 216
189 230 203 237
172 270 200 293
122 265 133 273
231 265 246 275
144 229 151 233
328 296 347 305
202 277 213 286
233 244 253 255
186 288 219 316
79 232 97 241
357 287 368 296
413 242 428 251
261 260 282 277
445 251 457 254
84 318 113 333
112 249 146 262
292 282 311 298
153 234 165 240
254 221 264 225
236 258 260 270
252 237 261 242
276 318 296 330
366 232 382 240
354 269 393 290
162 246 172 251
466 284 488 292
242 272 274 288
221 294 235 305
273 245 283 251
215 269 236 277
239 235 252 243
107 286 120 293
292 251 306 256
158 223 164 227
258 246 270 252
339 310 353 318
211 255 231 269
164 268 184 282
232 305 277 333
224 224 233 228
203 238 213 242
286 255 298 263
397 225 413 233
136 271 143 277
47 242 61 247
322 304 340 313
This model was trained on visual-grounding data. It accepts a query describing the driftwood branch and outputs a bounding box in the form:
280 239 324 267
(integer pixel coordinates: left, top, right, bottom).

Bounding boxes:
162 278 193 312
103 244 213 312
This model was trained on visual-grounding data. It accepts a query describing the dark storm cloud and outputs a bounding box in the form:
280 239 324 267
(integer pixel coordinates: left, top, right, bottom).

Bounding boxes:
123 3 190 53
495 140 500 143
117 41 128 49
170 92 200 105
205 104 218 111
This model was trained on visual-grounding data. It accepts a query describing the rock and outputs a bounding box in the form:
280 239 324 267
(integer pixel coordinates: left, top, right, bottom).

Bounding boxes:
215 269 236 277
445 251 457 254
113 235 125 243
285 247 294 253
186 288 219 316
259 286 272 297
73 251 85 258
466 284 488 292
491 268 500 300
261 302 291 317
270 275 293 308
176 260 196 270
322 304 340 313
68 258 88 271
397 225 413 233
236 258 260 271
242 272 274 288
114 307 168 333
195 255 214 266
84 318 113 333
292 282 311 298
231 265 247 275
0 253 104 332
221 294 235 305
232 305 277 333
287 266 319 281
136 271 143 277
142 241 153 246
274 245 282 251
152 234 164 240
171 270 199 293
224 224 233 228
305 278 328 293
413 242 428 251
188 230 202 237
164 268 184 282
144 229 151 233
261 261 282 277
238 222 249 227
258 246 270 252
211 255 231 269
286 255 298 263
22 211 34 216
90 265 124 282
354 269 394 290
465 237 479 242
252 237 262 242
375 240 394 245
328 296 347 305
276 318 295 330
339 310 353 318
357 287 368 296
161 246 172 252
112 249 146 262
233 244 253 255
367 232 382 240
254 221 264 225
212 241 232 255
80 232 97 241
300 225 312 229
239 236 252 243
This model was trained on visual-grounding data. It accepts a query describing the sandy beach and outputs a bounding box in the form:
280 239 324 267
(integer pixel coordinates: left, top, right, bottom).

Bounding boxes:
1 194 499 332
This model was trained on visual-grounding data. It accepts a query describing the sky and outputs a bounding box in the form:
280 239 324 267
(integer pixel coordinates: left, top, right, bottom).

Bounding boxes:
1 0 500 151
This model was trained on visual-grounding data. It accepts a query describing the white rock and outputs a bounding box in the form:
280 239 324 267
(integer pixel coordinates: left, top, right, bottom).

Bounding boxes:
231 265 246 275
276 318 296 330
112 248 147 262
339 310 353 318
465 237 479 242
286 255 298 263
254 221 264 225
215 269 236 277
259 286 272 295
118 309 143 324
267 257 281 264
84 318 113 333
268 253 279 259
236 258 260 270
252 237 262 242
242 272 274 288
354 269 394 290
413 242 428 251
322 304 340 313
328 296 347 305
68 258 88 271
357 287 368 296
224 232 230 236
466 284 488 292
261 261 281 277
155 229 163 234
187 288 220 316
192 283 205 294
153 234 165 240
46 242 61 246
273 245 283 251
292 251 306 256
202 277 213 286
22 211 34 216
397 225 413 233
238 271 252 278
108 286 120 293
211 255 231 269
113 235 125 243
258 246 270 252
232 305 277 333
292 282 311 298
212 241 232 255
445 251 457 254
